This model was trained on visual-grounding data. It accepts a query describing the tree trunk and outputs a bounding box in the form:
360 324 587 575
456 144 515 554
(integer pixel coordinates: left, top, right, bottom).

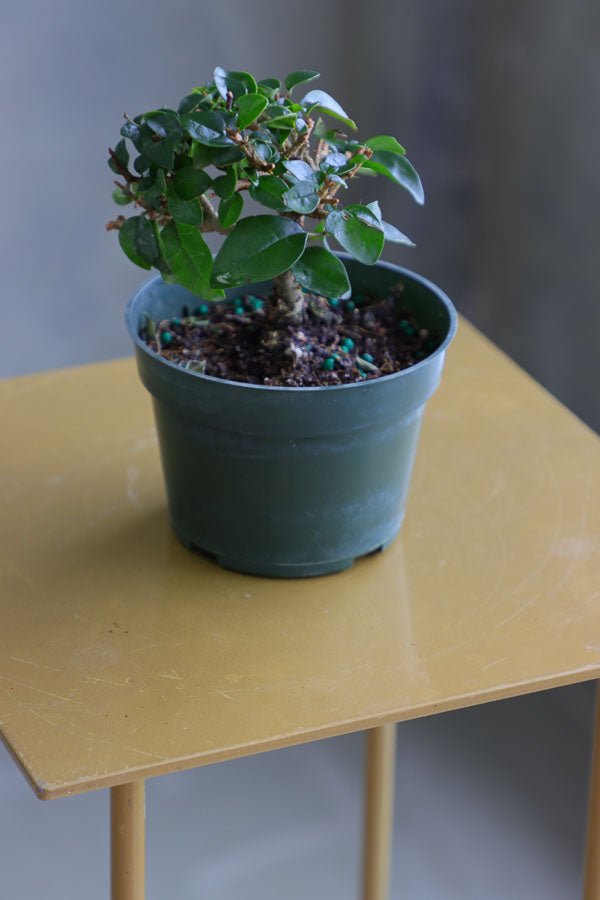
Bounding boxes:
272 269 306 324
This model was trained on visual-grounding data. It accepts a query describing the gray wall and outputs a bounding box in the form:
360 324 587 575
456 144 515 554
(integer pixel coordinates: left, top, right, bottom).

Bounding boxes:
3 0 599 430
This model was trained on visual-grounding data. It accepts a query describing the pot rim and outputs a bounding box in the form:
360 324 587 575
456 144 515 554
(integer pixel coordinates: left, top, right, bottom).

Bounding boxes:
125 254 458 394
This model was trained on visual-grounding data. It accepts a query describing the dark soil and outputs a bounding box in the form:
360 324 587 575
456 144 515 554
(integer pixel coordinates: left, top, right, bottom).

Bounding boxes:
141 283 440 387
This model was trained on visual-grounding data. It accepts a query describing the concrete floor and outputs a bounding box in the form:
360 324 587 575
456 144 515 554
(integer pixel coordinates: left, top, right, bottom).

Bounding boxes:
0 681 594 899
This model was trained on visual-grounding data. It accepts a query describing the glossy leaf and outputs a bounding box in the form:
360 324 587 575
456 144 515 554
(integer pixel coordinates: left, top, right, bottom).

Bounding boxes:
362 151 424 204
159 221 224 299
236 92 268 129
291 246 350 298
113 139 129 169
218 192 243 228
214 66 257 100
262 110 297 129
120 121 140 142
138 169 166 201
112 187 132 205
138 126 179 169
249 175 288 211
325 209 384 264
213 167 237 200
177 91 206 115
284 70 320 92
118 216 159 270
182 111 233 147
211 215 307 287
144 110 182 137
380 221 415 246
165 183 204 227
365 200 414 245
283 159 314 182
322 151 348 171
211 146 245 168
365 135 406 155
133 154 151 174
172 167 212 200
283 180 320 214
258 77 280 91
301 89 356 130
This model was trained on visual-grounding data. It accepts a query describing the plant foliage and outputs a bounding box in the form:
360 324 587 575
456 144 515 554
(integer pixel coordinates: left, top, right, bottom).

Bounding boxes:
107 68 423 307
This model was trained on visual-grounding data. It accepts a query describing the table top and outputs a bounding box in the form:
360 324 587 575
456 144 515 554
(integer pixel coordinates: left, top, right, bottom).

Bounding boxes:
1 319 599 800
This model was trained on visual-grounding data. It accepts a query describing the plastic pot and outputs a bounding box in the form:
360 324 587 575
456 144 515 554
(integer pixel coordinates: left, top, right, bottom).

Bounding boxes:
126 255 457 577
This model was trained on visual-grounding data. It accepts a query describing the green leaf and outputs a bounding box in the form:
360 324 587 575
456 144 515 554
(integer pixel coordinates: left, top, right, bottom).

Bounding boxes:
301 89 356 130
182 111 233 147
291 246 351 298
283 180 320 214
365 201 414 246
177 90 206 115
144 109 182 137
112 187 132 206
284 70 320 92
262 112 297 129
249 174 288 211
138 126 179 169
118 216 160 270
362 152 424 204
172 167 212 200
365 135 406 155
211 215 307 287
133 154 151 174
218 192 243 228
213 167 237 200
140 169 166 199
120 121 140 142
322 151 348 171
113 139 129 169
325 209 384 265
211 146 245 168
236 92 268 129
257 77 280 100
380 222 415 246
158 221 224 299
345 203 383 228
258 77 280 91
283 159 314 182
165 183 204 227
214 66 257 100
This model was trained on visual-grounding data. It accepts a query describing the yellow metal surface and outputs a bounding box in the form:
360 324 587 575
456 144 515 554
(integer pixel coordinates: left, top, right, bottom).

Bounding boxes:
1 319 599 800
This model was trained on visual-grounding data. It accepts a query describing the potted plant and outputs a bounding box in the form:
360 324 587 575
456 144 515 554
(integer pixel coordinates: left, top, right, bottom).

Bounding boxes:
107 67 457 577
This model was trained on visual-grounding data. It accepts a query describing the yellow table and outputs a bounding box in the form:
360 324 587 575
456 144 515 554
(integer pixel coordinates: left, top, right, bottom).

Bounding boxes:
1 319 599 900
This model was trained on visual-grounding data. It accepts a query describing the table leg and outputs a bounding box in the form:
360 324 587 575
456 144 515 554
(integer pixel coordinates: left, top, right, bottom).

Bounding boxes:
111 780 146 900
584 683 600 900
362 723 397 900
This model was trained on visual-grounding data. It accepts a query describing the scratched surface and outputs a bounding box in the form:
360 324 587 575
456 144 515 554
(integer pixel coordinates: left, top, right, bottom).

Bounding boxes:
1 320 599 800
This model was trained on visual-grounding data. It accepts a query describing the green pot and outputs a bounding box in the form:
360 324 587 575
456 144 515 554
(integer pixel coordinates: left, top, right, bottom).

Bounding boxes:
126 256 457 577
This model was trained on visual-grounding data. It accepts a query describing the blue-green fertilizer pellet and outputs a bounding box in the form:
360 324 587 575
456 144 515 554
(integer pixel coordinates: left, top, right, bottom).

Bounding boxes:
161 331 173 345
362 353 374 364
321 357 336 371
329 298 339 307
341 337 354 350
345 300 355 311
171 317 181 327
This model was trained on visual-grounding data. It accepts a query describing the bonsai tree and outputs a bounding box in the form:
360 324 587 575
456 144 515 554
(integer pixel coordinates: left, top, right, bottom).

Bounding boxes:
107 66 424 328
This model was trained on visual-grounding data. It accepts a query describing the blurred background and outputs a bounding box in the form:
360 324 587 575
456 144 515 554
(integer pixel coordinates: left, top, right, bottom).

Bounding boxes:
1 0 598 897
